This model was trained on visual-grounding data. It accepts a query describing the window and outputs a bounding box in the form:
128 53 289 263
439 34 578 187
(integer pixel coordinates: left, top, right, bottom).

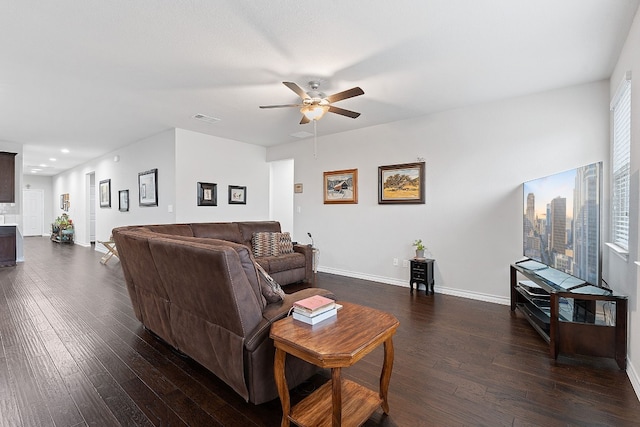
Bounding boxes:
610 73 631 252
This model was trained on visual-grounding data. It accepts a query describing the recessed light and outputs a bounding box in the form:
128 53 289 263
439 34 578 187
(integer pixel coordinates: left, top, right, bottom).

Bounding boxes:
39 164 47 167
61 148 70 153
49 158 57 162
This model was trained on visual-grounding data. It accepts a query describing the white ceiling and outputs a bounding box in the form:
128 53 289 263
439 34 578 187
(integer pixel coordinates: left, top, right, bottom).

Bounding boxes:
1 0 638 176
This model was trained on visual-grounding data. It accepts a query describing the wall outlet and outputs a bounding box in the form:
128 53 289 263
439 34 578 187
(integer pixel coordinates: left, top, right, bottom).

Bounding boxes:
393 258 398 266
402 259 409 268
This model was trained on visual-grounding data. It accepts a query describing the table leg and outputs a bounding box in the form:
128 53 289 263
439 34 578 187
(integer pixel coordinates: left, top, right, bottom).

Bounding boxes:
274 348 290 427
379 337 395 414
331 367 342 427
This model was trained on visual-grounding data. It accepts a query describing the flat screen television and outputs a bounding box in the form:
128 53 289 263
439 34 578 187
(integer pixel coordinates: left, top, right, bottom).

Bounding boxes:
522 162 602 286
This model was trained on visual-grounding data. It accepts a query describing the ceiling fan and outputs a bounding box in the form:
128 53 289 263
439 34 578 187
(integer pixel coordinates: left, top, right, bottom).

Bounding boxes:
260 81 364 124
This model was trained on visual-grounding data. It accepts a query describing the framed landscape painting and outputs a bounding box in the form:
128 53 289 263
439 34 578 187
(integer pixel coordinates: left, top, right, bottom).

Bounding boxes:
323 169 358 204
378 162 425 204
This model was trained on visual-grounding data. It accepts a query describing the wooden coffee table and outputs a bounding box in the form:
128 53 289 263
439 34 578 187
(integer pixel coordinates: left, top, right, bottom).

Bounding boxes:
270 301 399 427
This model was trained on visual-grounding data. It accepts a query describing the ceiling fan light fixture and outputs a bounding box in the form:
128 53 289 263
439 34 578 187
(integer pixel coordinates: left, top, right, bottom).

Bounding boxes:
301 104 329 121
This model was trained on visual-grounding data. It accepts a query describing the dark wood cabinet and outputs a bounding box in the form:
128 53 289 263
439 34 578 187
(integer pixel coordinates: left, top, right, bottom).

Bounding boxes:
511 260 627 369
0 152 17 203
410 259 434 294
0 226 17 267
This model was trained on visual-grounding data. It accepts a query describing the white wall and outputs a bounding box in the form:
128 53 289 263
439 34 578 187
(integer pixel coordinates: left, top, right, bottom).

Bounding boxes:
608 6 640 398
53 129 177 246
270 159 294 235
267 81 609 303
174 128 270 223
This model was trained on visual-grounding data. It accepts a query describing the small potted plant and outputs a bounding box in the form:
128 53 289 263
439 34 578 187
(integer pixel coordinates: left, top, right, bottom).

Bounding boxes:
413 239 426 259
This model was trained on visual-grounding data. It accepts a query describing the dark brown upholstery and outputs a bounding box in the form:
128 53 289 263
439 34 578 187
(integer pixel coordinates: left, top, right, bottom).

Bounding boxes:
112 222 331 404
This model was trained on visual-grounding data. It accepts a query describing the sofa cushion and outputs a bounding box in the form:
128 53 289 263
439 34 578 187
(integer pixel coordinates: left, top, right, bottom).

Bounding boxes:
191 222 243 243
259 252 306 274
142 224 194 236
237 221 281 248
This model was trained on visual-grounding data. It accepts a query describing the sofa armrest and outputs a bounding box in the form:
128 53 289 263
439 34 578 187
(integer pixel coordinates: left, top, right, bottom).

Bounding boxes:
293 244 313 282
244 288 335 352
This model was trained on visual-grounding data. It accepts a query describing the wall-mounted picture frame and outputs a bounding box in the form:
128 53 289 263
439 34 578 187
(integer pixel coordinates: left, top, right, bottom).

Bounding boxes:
294 183 303 193
228 185 246 204
60 193 70 211
138 168 158 207
323 168 358 204
119 190 129 212
197 182 217 206
378 161 425 204
99 179 111 208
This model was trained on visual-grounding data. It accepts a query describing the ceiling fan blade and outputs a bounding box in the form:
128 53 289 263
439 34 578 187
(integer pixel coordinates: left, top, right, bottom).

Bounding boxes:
283 82 310 100
299 115 311 125
325 87 364 103
259 104 303 109
328 105 360 119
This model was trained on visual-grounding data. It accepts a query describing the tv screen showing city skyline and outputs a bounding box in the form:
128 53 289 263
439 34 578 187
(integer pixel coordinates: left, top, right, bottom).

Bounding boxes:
523 162 602 286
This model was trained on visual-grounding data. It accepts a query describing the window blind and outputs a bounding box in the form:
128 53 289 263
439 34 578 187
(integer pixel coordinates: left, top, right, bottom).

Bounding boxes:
611 77 631 251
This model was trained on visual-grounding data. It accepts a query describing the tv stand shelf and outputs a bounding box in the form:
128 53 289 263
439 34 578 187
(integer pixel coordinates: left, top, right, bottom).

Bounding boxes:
510 260 627 369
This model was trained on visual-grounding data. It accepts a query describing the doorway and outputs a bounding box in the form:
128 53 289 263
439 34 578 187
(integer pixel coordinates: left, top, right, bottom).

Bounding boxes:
86 172 96 243
22 189 44 236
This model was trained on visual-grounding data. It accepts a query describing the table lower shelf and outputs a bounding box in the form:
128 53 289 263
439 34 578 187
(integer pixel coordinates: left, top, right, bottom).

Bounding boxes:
289 379 382 427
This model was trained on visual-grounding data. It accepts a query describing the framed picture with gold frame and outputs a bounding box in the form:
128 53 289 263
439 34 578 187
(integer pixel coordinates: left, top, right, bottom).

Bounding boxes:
378 162 425 204
323 169 358 204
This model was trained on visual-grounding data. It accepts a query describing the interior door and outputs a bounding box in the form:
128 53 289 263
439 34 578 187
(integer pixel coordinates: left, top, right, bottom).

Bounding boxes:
22 189 44 236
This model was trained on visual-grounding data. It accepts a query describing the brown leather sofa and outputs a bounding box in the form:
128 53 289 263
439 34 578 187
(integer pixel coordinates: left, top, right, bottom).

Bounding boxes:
112 222 331 404
136 221 313 286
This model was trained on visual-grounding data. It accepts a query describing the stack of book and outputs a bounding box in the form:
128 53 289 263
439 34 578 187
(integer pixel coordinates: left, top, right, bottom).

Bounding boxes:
292 295 338 325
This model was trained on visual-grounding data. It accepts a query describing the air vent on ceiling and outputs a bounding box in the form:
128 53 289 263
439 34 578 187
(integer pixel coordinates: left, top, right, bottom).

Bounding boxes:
193 113 221 124
290 131 314 138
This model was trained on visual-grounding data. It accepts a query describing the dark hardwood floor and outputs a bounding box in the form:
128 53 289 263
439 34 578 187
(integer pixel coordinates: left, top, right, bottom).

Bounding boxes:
1 237 640 426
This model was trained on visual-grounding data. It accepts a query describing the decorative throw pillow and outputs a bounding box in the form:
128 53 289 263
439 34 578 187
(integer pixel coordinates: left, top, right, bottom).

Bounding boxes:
252 232 279 257
252 231 295 257
254 262 286 303
277 232 294 255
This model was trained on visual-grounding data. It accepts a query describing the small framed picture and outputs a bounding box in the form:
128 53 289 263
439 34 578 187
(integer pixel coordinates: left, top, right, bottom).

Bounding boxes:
119 190 129 212
99 179 111 208
323 169 358 204
138 168 158 207
197 182 217 206
294 183 303 193
228 185 246 205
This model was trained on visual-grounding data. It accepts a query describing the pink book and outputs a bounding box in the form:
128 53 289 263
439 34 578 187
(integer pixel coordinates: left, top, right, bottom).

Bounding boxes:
293 295 335 314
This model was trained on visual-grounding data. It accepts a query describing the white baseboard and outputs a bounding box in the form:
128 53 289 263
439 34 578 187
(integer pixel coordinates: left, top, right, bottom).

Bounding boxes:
627 360 640 402
317 266 510 306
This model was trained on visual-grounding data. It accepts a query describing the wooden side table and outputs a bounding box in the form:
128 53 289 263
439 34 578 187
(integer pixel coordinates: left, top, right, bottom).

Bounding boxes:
270 302 399 427
410 259 434 294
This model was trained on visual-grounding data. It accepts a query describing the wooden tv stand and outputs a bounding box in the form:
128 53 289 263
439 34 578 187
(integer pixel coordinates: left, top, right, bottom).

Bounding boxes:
510 260 627 370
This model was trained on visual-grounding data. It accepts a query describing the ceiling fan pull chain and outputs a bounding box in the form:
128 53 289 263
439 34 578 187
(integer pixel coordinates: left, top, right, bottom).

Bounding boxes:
313 120 318 159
